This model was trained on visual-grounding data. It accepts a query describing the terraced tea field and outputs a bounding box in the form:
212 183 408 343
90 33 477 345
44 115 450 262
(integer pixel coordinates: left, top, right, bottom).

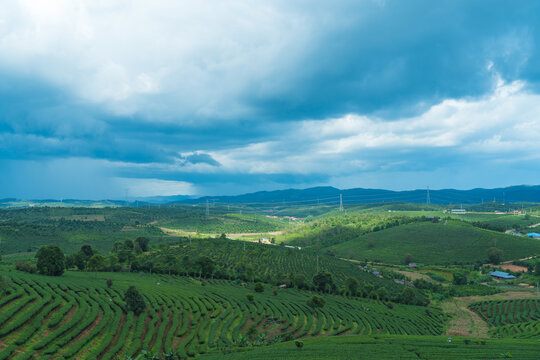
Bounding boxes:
469 299 540 338
198 334 540 360
0 270 446 359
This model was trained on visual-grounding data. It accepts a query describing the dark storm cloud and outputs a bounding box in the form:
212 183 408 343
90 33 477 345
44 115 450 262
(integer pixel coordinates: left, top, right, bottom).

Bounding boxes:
1 0 540 197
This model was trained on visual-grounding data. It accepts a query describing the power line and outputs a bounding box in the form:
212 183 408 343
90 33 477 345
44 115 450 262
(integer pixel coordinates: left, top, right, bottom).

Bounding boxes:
426 186 431 205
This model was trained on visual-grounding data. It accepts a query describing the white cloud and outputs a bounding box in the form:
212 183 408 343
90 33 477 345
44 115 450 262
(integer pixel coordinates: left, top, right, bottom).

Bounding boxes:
191 80 540 175
115 177 195 197
0 0 310 119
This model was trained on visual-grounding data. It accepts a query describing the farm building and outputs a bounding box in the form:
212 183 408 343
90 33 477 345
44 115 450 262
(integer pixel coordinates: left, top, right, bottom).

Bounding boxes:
489 271 516 280
450 209 466 214
526 233 540 238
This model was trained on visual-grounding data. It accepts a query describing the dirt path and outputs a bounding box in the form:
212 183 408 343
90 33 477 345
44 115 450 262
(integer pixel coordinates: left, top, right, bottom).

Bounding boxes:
442 290 540 338
442 299 489 338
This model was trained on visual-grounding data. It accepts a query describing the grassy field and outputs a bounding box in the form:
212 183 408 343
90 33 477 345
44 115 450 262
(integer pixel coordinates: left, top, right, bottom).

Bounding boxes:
0 269 446 359
0 207 291 255
327 220 540 265
198 334 540 359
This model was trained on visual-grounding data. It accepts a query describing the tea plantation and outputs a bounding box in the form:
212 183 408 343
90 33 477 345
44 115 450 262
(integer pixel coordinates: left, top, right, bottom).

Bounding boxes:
0 270 446 359
470 299 540 338
327 221 540 265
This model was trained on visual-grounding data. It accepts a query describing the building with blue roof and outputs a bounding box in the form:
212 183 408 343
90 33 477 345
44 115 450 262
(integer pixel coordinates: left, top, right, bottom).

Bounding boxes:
526 233 540 238
489 271 516 280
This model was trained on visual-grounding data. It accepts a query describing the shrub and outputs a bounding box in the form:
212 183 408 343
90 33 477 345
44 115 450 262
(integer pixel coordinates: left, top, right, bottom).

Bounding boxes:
306 295 325 309
254 282 264 293
295 340 304 349
124 286 146 314
246 294 254 302
106 279 113 288
15 261 36 274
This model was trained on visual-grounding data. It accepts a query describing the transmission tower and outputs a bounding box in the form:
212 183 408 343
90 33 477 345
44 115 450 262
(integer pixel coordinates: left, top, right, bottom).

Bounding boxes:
426 186 431 204
339 194 344 212
205 199 210 216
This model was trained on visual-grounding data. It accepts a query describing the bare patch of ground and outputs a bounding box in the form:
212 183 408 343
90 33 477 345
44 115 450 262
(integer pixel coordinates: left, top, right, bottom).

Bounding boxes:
485 263 529 272
442 299 489 338
395 271 431 281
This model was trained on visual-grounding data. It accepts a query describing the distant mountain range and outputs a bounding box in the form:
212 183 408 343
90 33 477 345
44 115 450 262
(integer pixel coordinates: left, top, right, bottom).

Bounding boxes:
1 185 539 208
179 185 540 206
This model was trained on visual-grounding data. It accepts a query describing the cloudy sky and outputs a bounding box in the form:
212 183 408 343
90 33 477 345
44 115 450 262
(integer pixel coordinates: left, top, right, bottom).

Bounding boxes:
1 0 540 199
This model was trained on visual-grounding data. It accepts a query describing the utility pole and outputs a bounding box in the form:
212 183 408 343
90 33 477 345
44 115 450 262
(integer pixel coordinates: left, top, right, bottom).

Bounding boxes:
339 194 344 212
205 199 210 216
426 186 431 205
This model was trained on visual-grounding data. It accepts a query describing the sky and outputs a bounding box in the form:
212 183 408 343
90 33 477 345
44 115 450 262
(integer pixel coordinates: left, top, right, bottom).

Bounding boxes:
1 0 540 199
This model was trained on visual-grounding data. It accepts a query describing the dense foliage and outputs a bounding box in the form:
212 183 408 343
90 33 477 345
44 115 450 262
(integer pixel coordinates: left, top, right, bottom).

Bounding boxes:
137 238 427 305
35 245 65 276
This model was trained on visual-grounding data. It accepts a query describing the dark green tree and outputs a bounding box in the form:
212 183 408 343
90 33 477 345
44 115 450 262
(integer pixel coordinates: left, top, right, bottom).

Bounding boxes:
306 295 326 309
534 261 540 276
36 245 65 276
196 256 215 278
313 271 333 293
124 239 134 250
124 286 146 314
135 237 150 252
80 244 94 261
254 282 264 293
293 274 306 289
452 272 468 285
87 254 106 272
399 287 415 304
345 277 359 296
487 247 503 264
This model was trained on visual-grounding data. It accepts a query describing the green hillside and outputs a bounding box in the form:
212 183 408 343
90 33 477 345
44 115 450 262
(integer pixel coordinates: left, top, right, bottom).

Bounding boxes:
144 238 422 302
469 299 540 338
199 334 540 360
327 221 540 265
0 207 290 255
0 270 445 359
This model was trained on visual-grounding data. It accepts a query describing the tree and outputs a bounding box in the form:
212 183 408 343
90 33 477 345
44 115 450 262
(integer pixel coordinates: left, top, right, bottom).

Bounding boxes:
125 286 146 314
534 261 540 276
124 239 134 250
345 277 359 296
377 287 388 301
306 295 326 309
399 287 415 304
313 271 333 293
80 245 94 261
246 293 254 302
36 245 65 276
404 253 413 265
487 247 503 264
293 274 306 289
87 254 106 272
452 272 467 285
254 282 264 293
135 237 150 252
196 256 215 278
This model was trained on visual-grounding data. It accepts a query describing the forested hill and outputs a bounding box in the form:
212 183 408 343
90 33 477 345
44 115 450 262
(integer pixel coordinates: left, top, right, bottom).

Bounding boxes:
179 185 540 205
